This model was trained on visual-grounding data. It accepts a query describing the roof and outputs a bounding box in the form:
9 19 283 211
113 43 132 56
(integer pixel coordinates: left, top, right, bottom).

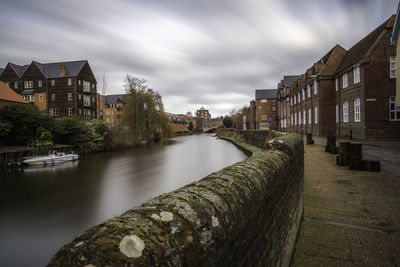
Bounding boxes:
4 60 91 79
282 75 301 88
0 81 28 104
255 89 278 99
391 2 400 45
337 15 394 72
100 94 126 105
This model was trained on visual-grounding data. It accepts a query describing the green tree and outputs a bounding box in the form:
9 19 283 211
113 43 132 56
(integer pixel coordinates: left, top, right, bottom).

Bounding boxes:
122 75 173 141
188 121 194 131
223 116 233 128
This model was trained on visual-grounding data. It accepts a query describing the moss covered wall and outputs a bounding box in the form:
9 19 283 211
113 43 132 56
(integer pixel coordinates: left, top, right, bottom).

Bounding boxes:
49 133 304 267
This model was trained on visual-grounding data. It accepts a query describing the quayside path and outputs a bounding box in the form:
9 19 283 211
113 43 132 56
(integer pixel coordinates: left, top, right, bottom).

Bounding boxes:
291 143 400 266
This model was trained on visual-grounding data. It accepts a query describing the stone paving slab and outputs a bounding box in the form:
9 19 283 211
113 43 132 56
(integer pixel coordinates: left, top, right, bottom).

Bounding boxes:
291 144 400 267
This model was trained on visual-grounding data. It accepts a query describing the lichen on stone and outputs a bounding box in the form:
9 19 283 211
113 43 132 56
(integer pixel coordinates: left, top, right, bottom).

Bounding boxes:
119 235 145 258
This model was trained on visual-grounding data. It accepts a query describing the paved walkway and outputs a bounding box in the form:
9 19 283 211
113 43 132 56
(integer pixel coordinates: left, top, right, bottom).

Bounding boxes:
291 143 400 266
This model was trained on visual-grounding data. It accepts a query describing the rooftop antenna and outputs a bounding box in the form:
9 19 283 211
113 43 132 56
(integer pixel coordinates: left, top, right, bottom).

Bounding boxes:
102 70 107 96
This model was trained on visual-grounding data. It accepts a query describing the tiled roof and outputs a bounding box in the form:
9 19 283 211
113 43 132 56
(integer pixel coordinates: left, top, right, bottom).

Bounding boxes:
255 89 278 99
100 94 127 105
282 75 301 88
337 16 394 73
0 81 28 104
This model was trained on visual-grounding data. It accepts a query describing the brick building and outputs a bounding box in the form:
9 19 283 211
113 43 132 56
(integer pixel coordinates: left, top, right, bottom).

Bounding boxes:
241 100 257 130
100 94 126 127
0 60 98 118
196 107 211 130
255 89 278 130
277 75 300 131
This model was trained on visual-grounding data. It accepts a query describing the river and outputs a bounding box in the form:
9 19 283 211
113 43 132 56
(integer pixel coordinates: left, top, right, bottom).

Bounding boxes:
0 134 247 267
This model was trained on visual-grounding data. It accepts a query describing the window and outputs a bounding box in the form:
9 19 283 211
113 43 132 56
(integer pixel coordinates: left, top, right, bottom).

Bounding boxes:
298 111 301 125
50 108 58 116
261 99 267 103
116 103 123 108
68 79 72 86
314 106 318 124
290 97 293 106
105 111 110 115
38 80 42 87
336 104 339 123
303 110 306 124
308 108 311 124
343 101 348 122
353 66 360 84
78 94 82 100
258 106 262 110
290 113 293 125
294 113 297 125
23 95 34 102
84 109 91 115
272 106 276 111
298 92 300 103
84 95 90 106
6 82 10 87
354 98 361 122
78 80 81 86
83 81 90 92
302 89 305 101
92 83 95 88
39 95 43 102
335 78 338 91
389 96 400 120
51 80 55 86
342 73 348 88
313 80 318 95
68 108 73 116
261 115 267 121
307 85 311 98
51 94 55 100
390 56 396 78
106 118 110 123
24 81 33 89
68 93 72 101
294 95 296 104
14 82 18 89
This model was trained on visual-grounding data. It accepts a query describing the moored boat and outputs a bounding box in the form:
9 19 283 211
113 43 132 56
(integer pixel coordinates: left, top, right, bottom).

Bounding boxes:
23 151 79 166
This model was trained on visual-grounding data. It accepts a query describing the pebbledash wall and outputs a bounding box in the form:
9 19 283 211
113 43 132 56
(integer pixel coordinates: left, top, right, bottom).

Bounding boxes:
49 131 304 267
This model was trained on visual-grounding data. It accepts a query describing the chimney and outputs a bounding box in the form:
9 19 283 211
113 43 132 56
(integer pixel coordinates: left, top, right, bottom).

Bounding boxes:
59 63 66 76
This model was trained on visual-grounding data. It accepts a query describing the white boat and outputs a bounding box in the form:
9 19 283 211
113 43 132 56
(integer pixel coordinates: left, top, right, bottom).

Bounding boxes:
23 151 79 166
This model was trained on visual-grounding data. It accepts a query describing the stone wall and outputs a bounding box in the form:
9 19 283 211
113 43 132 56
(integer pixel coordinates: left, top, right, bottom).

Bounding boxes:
217 128 271 148
49 133 304 267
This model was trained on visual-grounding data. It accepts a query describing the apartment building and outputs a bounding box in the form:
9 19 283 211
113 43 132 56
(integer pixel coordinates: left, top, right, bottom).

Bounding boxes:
100 94 126 127
0 60 98 118
196 107 211 130
255 89 278 130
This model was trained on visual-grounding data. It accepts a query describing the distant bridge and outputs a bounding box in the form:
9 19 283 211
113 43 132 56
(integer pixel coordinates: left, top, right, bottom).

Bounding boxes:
203 126 218 133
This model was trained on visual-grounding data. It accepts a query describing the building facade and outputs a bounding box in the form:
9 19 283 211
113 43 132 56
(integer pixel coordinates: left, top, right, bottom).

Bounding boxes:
255 89 278 130
100 94 126 127
196 107 211 130
0 60 98 118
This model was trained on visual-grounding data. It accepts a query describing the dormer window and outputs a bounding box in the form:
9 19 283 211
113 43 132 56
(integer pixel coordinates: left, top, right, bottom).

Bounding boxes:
38 80 42 87
24 81 33 89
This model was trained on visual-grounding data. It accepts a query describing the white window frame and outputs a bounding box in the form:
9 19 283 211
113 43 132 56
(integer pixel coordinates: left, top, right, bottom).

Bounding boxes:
83 95 90 106
38 80 42 87
353 66 360 84
303 110 306 124
313 80 318 95
24 81 33 89
68 93 72 101
294 95 297 105
261 114 267 121
51 80 55 86
343 101 349 123
307 84 311 98
83 81 91 92
389 96 400 121
354 98 361 122
261 99 267 103
39 95 43 102
68 78 72 86
335 78 338 91
51 94 55 100
50 108 58 116
298 111 301 125
68 107 73 116
390 56 396 78
336 104 339 123
294 112 297 125
308 108 311 124
302 89 305 101
342 73 348 88
15 82 18 89
314 106 318 124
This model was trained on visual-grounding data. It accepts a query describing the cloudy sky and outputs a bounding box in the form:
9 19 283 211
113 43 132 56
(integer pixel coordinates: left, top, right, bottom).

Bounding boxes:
0 0 397 116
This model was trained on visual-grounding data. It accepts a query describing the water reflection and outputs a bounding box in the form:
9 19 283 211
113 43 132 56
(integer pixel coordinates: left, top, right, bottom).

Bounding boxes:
0 134 247 267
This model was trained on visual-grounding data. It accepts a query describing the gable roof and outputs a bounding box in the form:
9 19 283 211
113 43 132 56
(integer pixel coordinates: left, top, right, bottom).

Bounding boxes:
100 94 126 105
8 63 29 78
0 81 28 104
337 15 394 73
282 75 301 88
44 60 88 78
255 89 277 99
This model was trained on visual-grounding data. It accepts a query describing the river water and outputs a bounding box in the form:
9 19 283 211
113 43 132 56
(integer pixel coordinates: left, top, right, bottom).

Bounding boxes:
0 134 247 267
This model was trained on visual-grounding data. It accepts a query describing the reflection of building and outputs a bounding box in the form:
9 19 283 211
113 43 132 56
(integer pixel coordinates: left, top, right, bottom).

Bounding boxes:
0 60 97 118
255 89 278 130
0 81 28 108
196 107 211 130
100 94 126 127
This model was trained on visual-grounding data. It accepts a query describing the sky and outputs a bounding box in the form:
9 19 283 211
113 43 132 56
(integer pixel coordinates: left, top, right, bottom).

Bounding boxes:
0 0 398 117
